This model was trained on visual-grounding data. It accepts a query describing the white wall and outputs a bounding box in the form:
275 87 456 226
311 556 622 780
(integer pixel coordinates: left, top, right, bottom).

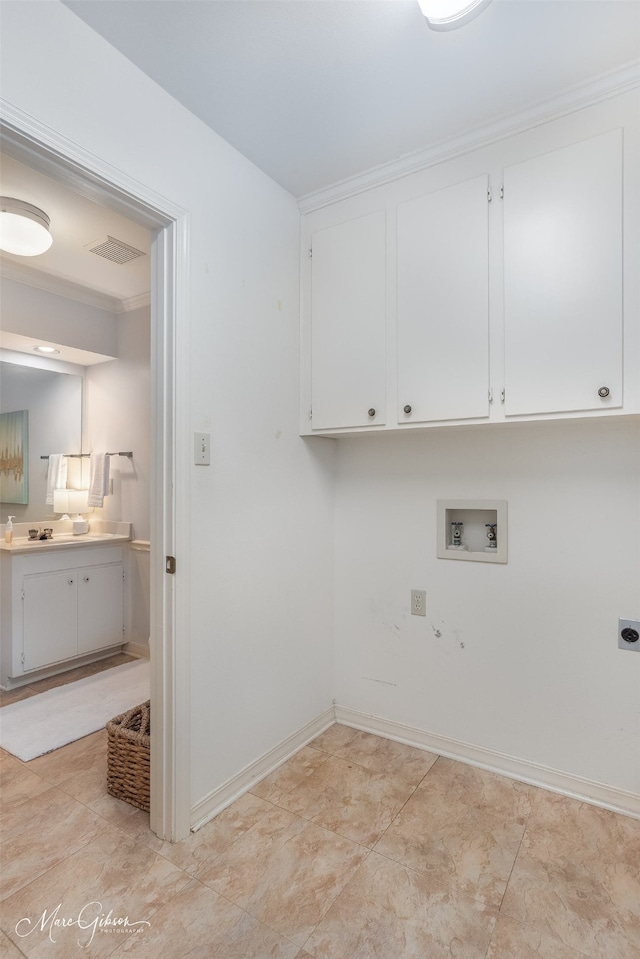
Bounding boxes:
1 287 151 645
84 307 151 540
1 276 118 357
0 1 335 808
85 306 151 651
4 1 636 820
334 418 640 796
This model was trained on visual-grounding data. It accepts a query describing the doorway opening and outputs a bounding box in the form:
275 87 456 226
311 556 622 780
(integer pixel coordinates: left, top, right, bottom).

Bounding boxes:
0 107 190 841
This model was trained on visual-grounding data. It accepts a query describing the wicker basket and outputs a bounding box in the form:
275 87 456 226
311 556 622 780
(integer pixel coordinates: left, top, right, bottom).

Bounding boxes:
106 700 150 812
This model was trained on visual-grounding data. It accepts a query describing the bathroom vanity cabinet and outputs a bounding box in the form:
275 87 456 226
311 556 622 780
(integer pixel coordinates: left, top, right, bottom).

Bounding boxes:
1 537 128 689
300 91 638 435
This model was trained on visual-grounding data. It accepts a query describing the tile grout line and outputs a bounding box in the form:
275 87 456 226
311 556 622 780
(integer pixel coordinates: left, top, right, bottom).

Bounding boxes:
1 929 29 959
3 755 172 886
369 754 442 851
494 785 540 914
23 737 107 785
298 847 376 959
4 722 633 957
185 879 312 958
185 751 383 957
480 783 541 959
191 824 374 957
2 819 194 957
490 789 601 959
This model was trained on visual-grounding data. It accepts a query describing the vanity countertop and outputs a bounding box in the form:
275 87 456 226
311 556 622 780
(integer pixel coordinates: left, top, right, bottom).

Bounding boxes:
0 521 132 554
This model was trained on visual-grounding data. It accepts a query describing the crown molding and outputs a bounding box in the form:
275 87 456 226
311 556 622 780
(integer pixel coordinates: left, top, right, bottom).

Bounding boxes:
0 259 121 313
119 291 151 313
298 60 640 214
0 259 150 314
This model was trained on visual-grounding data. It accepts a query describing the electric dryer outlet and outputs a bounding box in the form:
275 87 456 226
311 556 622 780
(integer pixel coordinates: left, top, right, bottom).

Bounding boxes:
618 618 640 652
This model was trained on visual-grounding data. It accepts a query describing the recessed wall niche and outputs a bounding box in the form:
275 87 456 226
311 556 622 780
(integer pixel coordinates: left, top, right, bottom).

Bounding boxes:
437 500 507 564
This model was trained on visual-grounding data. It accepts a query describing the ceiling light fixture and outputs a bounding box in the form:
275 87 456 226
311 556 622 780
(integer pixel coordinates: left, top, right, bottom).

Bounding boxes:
0 197 53 256
418 0 492 31
33 346 60 355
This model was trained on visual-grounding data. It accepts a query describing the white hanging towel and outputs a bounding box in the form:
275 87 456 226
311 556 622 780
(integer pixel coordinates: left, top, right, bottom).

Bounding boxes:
87 452 110 507
45 454 68 505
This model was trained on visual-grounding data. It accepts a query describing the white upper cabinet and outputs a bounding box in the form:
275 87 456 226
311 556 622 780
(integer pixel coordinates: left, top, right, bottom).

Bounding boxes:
397 175 490 424
310 211 386 430
503 130 623 416
300 90 637 435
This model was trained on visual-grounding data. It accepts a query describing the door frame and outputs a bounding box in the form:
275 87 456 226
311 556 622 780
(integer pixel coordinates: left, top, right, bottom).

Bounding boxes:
0 102 191 841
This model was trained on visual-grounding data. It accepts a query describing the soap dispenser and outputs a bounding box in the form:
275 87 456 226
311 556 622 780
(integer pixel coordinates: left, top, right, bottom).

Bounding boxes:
4 516 15 544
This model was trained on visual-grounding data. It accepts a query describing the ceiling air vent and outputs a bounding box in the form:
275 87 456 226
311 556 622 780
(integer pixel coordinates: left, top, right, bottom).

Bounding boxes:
85 235 145 265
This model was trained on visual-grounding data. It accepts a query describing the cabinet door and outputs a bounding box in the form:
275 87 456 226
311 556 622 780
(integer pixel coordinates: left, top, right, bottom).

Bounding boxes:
397 176 490 423
77 563 124 655
23 571 77 671
311 211 386 429
503 129 622 416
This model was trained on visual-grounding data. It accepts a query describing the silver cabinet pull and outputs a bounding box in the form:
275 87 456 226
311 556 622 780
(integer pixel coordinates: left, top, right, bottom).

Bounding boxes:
403 405 412 414
598 386 610 398
368 408 376 418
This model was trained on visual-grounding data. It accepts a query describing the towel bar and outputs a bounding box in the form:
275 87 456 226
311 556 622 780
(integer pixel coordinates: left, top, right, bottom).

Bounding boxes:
40 451 133 459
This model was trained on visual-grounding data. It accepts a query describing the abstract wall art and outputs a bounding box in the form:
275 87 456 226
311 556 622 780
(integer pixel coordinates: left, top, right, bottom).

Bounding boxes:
0 410 29 504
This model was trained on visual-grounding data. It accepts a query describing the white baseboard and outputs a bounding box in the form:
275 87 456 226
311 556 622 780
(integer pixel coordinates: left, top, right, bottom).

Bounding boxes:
189 704 640 832
190 706 335 832
335 705 640 821
124 642 149 659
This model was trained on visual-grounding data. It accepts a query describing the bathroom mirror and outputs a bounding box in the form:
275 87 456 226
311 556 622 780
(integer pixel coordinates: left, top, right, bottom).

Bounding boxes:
0 357 84 522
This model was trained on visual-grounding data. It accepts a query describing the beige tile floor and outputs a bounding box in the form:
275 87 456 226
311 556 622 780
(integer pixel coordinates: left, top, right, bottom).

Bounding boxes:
1 713 639 958
0 653 138 708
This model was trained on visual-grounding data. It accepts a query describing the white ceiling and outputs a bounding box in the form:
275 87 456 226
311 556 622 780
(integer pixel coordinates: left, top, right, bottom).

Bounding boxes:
1 0 638 313
62 0 640 199
0 153 151 307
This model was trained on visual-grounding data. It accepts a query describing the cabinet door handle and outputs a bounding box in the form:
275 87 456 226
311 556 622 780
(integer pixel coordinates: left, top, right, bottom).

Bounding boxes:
68 578 74 585
597 386 610 398
403 405 412 415
368 408 376 418
83 576 90 583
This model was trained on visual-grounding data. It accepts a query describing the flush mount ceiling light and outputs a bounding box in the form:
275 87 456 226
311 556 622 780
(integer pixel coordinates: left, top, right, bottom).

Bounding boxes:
418 0 492 31
33 345 60 355
0 196 53 256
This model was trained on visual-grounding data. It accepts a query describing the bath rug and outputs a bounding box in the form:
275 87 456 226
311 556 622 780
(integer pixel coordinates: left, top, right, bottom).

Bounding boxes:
0 659 150 761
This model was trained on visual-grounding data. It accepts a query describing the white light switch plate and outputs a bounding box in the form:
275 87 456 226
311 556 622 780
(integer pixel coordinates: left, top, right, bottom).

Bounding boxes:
194 432 211 466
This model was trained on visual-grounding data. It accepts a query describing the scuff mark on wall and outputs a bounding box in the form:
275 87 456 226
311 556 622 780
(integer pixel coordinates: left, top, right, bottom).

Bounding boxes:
363 676 398 687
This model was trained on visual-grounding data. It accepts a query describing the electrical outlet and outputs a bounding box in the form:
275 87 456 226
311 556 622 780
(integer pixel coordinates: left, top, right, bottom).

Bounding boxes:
618 618 640 652
411 589 426 617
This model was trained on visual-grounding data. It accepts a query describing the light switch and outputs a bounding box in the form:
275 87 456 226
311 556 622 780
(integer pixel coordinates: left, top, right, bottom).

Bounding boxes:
194 432 211 466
